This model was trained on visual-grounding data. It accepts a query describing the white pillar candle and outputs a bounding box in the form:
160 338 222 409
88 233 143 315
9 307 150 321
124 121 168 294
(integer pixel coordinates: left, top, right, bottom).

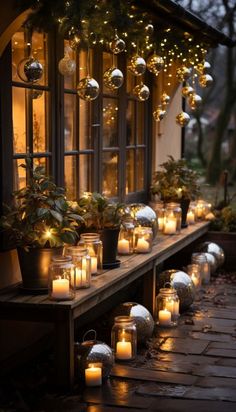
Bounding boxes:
75 268 87 287
52 278 70 299
90 256 98 274
158 217 164 231
116 339 132 360
118 238 130 254
158 309 172 326
136 237 149 253
165 300 174 313
164 219 177 235
85 365 102 387
187 211 195 224
173 301 180 317
191 274 200 287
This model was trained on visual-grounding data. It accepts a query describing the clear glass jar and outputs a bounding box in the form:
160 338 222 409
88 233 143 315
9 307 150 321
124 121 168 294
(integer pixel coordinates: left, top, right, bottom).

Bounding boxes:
166 202 182 233
79 233 103 274
118 221 135 255
195 199 207 220
191 252 210 284
64 245 91 289
134 226 153 253
48 255 75 301
187 203 196 225
186 263 201 289
156 287 180 326
163 206 177 235
150 201 165 232
111 316 137 361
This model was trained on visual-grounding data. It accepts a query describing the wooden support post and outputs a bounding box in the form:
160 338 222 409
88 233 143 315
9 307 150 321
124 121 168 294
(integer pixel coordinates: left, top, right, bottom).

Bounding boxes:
142 266 156 317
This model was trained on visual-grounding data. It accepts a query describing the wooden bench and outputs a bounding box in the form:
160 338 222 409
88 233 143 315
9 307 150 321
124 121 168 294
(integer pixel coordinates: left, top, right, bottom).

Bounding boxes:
0 222 209 387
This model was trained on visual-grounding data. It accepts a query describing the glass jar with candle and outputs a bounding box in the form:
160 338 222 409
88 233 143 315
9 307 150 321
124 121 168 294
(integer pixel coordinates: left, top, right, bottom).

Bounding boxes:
187 203 196 225
48 255 75 301
163 206 177 235
118 221 135 255
165 202 182 234
156 287 180 326
191 253 210 284
111 316 137 361
195 199 207 220
134 226 153 253
64 245 91 289
151 201 165 232
186 263 201 290
79 233 103 275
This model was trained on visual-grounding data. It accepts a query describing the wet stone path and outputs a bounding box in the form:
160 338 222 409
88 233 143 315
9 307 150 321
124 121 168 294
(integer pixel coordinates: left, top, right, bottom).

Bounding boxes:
1 272 236 411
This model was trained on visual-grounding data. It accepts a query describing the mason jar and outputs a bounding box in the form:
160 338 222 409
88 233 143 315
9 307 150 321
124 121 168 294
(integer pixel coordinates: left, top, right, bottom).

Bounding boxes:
118 221 135 255
187 203 196 225
133 226 153 253
111 316 137 361
195 199 207 220
79 233 103 275
48 255 75 301
163 206 177 235
191 252 210 284
166 202 182 233
156 287 180 326
151 201 165 232
64 245 91 289
186 263 201 289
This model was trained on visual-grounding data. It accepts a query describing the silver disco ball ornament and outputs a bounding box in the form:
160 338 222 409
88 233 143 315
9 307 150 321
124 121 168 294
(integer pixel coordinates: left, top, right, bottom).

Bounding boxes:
103 67 124 90
77 76 100 101
158 269 195 311
133 82 150 101
17 57 43 83
76 330 114 380
197 241 225 268
129 203 158 238
128 55 146 76
111 302 154 344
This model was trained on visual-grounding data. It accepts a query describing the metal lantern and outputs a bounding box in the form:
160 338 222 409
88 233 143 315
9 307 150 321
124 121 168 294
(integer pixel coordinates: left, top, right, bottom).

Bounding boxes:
76 330 114 380
158 270 195 312
196 241 225 268
129 203 158 239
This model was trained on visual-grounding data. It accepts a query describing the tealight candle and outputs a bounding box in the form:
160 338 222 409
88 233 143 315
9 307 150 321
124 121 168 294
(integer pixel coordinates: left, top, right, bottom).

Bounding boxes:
163 219 177 235
158 217 164 231
118 238 130 254
116 339 132 360
52 278 70 299
90 256 98 274
85 365 102 387
136 237 149 253
158 309 171 326
187 210 195 224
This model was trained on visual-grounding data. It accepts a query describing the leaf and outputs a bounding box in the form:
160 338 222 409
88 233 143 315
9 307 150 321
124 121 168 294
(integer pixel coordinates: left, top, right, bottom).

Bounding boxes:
37 208 49 217
50 210 63 222
61 231 77 244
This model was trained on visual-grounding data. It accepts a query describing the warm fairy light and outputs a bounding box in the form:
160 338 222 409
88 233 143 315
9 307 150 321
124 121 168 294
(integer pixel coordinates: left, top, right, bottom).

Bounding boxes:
45 229 52 238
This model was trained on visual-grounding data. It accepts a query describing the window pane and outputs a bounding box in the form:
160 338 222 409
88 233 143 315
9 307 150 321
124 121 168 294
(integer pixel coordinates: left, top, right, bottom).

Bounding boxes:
12 87 26 153
127 69 136 94
12 31 24 80
137 103 145 145
137 149 145 190
79 154 93 197
63 40 77 90
64 93 77 151
103 52 118 95
13 159 26 191
126 149 135 193
64 155 77 200
126 100 135 146
102 152 118 197
33 157 49 173
79 100 92 150
103 98 118 147
33 90 49 152
31 32 48 86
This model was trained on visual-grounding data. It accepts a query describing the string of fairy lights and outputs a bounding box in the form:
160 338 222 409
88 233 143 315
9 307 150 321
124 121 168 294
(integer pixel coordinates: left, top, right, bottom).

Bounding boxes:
17 0 214 126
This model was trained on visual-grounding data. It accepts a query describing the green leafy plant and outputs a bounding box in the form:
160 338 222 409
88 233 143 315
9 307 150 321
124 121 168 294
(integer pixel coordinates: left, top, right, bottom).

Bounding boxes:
151 156 201 202
77 192 126 230
0 160 83 248
210 205 236 232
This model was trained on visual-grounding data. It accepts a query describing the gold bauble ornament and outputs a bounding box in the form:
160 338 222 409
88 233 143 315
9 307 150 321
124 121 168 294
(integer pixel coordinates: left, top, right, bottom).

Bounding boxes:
196 61 211 75
161 92 170 106
145 24 154 36
77 76 100 101
188 93 202 110
109 33 126 54
153 106 166 122
181 86 194 98
17 57 43 83
128 55 146 76
198 74 213 88
103 67 124 90
147 54 164 75
68 27 81 50
58 54 76 76
176 111 190 127
176 66 191 82
133 83 150 101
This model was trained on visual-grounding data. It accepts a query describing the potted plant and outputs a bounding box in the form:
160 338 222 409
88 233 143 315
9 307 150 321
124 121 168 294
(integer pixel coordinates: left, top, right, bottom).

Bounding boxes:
0 159 83 290
77 192 126 267
150 156 201 227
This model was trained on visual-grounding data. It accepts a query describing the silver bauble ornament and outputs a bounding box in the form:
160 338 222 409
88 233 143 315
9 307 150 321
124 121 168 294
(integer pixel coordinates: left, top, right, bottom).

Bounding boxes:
17 57 43 83
182 85 194 98
147 54 164 75
129 203 158 238
176 66 191 82
176 111 190 127
161 92 170 106
128 55 146 76
109 33 126 54
103 67 124 90
196 61 211 75
145 24 154 36
133 83 150 101
58 54 76 76
153 106 166 121
198 74 213 88
77 76 100 101
188 93 202 110
196 241 225 268
158 269 195 311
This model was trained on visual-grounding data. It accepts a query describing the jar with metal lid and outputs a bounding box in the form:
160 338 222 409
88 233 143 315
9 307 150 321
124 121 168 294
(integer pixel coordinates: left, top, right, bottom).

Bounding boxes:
118 221 135 255
111 316 137 361
166 202 182 234
48 255 75 301
191 252 210 284
156 286 180 326
79 233 103 275
133 226 153 253
64 245 91 289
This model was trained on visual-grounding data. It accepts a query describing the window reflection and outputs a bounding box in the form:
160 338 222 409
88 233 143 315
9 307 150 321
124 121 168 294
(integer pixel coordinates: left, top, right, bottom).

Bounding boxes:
103 98 118 147
126 101 135 146
102 152 118 197
137 149 144 190
126 149 135 193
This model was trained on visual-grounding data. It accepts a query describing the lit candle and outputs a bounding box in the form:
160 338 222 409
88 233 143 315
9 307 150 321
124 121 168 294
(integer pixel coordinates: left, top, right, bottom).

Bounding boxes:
118 238 130 254
187 210 195 224
85 365 102 387
75 268 87 287
136 237 149 253
173 301 180 317
52 278 70 299
116 339 132 360
191 274 200 288
158 309 172 326
165 300 179 317
164 219 177 235
90 256 98 274
158 217 164 231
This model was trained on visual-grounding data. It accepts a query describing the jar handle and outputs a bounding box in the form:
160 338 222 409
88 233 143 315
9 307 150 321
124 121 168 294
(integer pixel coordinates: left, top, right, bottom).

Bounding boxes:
82 329 97 342
164 281 172 288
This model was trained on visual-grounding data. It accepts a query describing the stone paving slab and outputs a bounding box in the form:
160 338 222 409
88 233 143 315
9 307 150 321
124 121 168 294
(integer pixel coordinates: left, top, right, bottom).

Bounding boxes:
192 364 236 378
209 341 236 349
189 331 233 342
197 376 236 388
159 337 209 354
206 348 236 357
